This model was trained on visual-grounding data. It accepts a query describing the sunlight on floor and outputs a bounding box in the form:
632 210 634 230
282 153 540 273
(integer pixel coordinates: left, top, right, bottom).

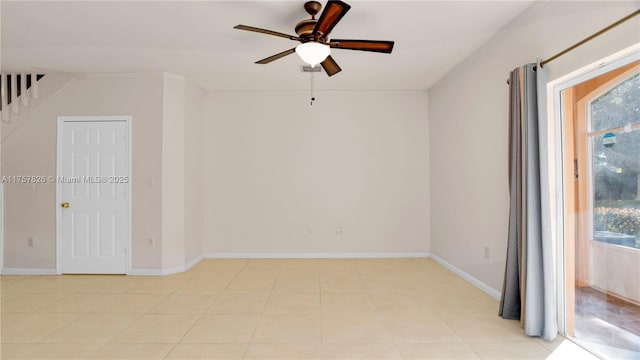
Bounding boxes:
545 338 600 360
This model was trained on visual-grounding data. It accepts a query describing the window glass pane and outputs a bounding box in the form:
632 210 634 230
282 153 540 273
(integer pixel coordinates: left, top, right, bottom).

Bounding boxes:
592 129 640 249
591 73 640 132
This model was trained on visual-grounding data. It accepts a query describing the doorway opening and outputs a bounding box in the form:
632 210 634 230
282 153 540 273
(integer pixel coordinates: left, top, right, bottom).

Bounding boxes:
560 57 640 358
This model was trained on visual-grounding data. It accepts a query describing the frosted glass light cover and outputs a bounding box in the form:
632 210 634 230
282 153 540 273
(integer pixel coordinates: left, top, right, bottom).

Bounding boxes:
295 42 330 67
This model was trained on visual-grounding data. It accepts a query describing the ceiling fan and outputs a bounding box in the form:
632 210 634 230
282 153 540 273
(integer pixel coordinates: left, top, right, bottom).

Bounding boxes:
234 0 394 77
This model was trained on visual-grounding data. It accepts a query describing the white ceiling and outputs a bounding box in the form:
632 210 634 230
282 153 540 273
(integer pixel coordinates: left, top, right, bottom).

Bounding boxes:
1 1 534 91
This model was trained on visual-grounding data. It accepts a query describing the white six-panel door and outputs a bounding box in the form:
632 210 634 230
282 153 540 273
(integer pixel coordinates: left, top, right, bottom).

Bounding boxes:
58 117 129 274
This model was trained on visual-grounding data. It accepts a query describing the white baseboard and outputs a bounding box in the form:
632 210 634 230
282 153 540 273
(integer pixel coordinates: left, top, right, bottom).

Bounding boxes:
205 252 430 259
128 266 183 276
129 267 177 276
185 254 204 271
2 267 58 275
161 265 185 276
130 252 430 275
127 268 165 276
429 253 502 300
128 254 204 276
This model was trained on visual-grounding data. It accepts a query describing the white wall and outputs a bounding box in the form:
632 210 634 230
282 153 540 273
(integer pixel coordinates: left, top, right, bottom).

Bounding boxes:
428 1 640 291
184 80 204 265
1 74 164 270
203 91 430 256
161 74 186 269
160 74 205 270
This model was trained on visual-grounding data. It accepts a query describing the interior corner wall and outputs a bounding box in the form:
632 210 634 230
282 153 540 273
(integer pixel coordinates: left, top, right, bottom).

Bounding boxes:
1 75 164 270
184 80 205 265
161 74 186 270
427 0 640 292
203 91 430 256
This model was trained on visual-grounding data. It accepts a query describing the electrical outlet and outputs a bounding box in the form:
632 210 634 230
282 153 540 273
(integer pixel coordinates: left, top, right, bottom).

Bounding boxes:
336 227 342 235
147 237 154 247
27 237 34 247
483 246 490 260
308 228 312 236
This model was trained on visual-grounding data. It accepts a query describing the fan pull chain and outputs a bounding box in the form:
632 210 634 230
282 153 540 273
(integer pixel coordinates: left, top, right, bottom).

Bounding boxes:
310 71 315 106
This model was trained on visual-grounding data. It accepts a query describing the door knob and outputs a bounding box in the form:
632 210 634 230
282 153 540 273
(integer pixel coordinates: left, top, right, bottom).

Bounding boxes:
61 202 70 208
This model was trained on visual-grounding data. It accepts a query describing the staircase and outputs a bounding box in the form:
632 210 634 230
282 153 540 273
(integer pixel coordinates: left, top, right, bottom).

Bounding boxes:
0 73 46 123
1 72 74 142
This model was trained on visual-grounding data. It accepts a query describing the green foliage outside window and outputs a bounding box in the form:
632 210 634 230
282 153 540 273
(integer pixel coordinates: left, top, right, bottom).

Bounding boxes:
594 207 640 245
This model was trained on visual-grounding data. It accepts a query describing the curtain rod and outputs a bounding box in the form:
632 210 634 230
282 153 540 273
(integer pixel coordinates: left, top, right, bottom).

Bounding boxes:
506 9 640 85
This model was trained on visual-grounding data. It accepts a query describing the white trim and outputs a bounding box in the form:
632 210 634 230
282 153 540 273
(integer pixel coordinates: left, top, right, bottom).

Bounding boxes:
429 253 502 300
161 265 186 276
128 268 166 276
550 43 640 91
185 254 204 271
205 252 430 259
56 116 132 275
550 83 568 336
2 268 58 275
129 254 204 276
129 253 430 276
56 119 62 275
128 266 183 276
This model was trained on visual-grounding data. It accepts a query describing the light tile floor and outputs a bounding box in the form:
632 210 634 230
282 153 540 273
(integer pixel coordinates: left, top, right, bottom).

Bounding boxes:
1 258 599 359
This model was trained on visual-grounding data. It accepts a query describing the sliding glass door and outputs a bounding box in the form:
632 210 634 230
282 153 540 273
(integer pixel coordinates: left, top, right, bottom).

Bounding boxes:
562 60 640 359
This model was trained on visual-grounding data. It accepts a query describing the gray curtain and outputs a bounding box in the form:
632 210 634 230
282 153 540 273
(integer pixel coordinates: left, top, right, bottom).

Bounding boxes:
499 61 558 341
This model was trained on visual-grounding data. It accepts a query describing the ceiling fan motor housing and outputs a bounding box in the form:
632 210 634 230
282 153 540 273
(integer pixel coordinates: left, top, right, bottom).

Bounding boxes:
295 19 318 40
297 1 323 42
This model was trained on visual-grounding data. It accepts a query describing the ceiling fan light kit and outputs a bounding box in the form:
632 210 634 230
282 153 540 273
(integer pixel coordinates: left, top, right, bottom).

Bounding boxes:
295 42 331 67
234 0 395 77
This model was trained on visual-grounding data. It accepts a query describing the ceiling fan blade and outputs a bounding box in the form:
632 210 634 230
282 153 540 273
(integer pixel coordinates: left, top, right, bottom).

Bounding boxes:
255 48 297 64
320 55 342 77
329 39 394 53
234 25 300 41
312 0 351 40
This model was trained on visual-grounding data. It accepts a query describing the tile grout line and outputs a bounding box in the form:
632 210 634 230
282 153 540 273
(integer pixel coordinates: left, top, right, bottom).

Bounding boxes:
407 264 486 360
368 282 402 358
163 260 249 359
95 281 182 358
240 259 280 360
319 274 324 347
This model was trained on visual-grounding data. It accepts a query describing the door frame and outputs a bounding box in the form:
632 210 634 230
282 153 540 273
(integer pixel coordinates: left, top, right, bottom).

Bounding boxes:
56 115 132 275
547 44 639 336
